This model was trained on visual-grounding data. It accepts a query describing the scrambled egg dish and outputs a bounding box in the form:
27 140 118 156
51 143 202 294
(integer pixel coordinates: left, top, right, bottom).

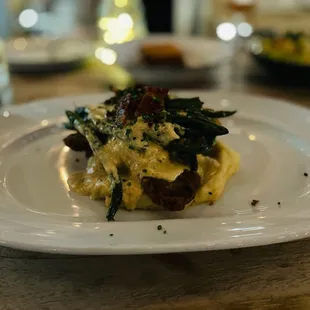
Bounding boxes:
63 86 240 220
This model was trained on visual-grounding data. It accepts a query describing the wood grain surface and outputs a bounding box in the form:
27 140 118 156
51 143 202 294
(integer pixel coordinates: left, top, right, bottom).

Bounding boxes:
2 51 310 310
2 239 310 310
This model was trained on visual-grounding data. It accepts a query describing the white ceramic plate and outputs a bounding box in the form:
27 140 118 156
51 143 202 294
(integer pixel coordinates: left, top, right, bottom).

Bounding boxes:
110 35 233 84
5 37 93 73
1 91 310 255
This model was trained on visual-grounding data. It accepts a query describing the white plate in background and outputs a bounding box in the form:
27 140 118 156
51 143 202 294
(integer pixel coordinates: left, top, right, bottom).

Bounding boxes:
111 35 233 84
5 37 93 73
1 91 310 254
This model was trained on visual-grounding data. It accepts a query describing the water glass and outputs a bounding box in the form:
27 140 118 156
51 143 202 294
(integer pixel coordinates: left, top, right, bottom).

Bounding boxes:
0 39 12 106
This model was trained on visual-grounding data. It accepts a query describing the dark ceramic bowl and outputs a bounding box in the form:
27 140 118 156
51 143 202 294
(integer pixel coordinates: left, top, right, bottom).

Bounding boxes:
249 32 310 83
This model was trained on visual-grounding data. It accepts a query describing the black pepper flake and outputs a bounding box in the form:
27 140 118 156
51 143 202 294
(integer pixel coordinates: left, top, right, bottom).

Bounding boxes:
304 172 308 177
209 201 214 206
75 158 80 163
127 182 132 186
109 233 114 237
208 192 213 195
157 225 162 231
156 133 161 137
122 179 127 182
251 199 259 207
133 137 136 140
163 230 167 234
142 169 147 173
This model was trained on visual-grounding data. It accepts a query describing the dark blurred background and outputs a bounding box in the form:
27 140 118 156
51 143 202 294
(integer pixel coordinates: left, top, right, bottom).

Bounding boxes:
143 0 173 33
1 0 309 39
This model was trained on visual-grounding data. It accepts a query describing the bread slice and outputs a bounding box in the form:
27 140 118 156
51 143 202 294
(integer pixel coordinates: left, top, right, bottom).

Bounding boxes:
140 43 184 67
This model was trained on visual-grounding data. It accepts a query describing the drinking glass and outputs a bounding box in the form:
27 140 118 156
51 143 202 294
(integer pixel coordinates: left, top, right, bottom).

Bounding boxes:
0 1 13 106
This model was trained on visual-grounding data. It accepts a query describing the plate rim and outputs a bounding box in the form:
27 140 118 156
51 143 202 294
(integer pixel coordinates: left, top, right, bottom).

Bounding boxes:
5 37 93 69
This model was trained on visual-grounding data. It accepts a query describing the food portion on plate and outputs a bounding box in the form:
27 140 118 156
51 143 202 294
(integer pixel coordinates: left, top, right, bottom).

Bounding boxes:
63 85 239 221
258 31 310 66
140 43 184 67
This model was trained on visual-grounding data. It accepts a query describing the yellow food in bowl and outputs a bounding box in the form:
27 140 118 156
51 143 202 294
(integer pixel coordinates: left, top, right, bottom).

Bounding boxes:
261 33 310 65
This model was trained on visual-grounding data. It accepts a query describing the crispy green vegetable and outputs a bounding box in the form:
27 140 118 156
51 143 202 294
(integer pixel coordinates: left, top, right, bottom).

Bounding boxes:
165 97 203 110
106 178 123 221
65 111 122 221
166 112 228 136
201 110 237 118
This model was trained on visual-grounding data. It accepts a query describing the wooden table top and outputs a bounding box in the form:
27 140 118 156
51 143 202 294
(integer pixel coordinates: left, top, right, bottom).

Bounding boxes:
3 52 310 310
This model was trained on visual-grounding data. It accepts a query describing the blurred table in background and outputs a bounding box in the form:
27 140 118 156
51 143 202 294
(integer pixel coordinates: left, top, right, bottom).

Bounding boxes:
11 50 310 106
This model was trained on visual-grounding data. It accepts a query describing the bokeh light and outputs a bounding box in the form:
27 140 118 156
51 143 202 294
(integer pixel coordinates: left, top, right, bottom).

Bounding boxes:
98 13 134 45
103 31 116 45
95 47 117 65
118 13 133 29
18 9 39 28
115 0 128 8
237 22 253 38
98 17 110 30
216 23 237 41
2 111 10 118
13 38 27 51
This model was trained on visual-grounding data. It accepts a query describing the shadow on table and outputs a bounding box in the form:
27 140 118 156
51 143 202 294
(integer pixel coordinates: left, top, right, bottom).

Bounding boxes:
2 238 310 309
246 62 310 89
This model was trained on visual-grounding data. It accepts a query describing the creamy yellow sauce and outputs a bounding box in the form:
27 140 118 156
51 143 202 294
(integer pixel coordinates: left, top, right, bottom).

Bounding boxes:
68 138 240 210
68 119 187 209
194 141 240 205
